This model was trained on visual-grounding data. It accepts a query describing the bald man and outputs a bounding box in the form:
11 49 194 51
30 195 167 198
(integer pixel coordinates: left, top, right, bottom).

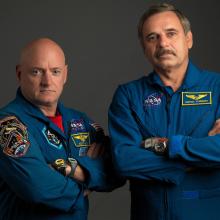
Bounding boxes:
0 38 123 220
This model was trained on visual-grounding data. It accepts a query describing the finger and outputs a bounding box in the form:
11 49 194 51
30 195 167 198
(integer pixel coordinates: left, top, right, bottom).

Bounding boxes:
215 119 220 124
89 144 100 158
84 189 91 196
208 129 216 136
87 143 105 158
208 122 220 136
87 143 96 158
93 143 103 157
99 145 105 156
92 144 102 158
209 127 220 136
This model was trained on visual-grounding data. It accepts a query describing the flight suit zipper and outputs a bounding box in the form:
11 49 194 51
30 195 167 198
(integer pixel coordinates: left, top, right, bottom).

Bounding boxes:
164 93 172 220
164 188 168 220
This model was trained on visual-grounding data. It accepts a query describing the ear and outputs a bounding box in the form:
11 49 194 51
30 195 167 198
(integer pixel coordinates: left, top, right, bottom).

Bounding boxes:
16 65 22 82
63 65 68 84
186 31 193 49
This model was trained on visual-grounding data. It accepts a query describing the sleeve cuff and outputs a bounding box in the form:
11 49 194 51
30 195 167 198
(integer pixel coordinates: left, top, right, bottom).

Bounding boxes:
169 135 185 158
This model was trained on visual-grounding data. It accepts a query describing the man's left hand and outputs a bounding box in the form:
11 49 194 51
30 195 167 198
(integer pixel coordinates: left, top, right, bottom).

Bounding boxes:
87 143 105 158
208 119 220 136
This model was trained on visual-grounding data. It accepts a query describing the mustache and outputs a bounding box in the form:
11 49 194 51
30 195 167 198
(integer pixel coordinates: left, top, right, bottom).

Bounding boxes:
155 49 176 58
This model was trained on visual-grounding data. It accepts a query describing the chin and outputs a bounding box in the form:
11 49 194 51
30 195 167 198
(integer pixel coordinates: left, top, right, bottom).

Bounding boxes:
156 60 178 70
34 99 56 107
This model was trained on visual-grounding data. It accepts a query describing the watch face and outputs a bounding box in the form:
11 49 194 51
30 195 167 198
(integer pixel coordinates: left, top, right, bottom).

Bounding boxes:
55 159 65 166
155 142 166 153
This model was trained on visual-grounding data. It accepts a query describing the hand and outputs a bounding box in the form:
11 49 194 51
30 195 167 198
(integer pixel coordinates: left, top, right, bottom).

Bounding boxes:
83 189 92 197
51 158 86 182
87 142 105 158
71 164 87 182
208 119 220 136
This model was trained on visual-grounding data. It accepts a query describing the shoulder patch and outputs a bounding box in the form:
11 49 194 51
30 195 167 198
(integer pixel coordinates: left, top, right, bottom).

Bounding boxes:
0 116 30 157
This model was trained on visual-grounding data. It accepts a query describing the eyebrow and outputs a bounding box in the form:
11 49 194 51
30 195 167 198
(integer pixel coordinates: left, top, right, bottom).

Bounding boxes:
50 67 62 70
165 28 179 32
31 67 63 70
144 28 179 38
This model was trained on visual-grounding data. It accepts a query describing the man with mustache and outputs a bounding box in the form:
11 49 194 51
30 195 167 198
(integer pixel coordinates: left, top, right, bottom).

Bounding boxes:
0 38 123 220
109 3 220 220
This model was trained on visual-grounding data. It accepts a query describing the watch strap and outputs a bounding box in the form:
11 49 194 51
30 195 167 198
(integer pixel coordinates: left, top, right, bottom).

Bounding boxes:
67 157 78 177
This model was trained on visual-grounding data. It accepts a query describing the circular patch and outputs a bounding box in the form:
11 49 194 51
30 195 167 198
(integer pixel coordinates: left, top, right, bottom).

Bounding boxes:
0 116 30 157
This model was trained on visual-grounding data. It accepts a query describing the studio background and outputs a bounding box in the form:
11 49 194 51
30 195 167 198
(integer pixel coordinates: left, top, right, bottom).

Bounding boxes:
0 0 220 219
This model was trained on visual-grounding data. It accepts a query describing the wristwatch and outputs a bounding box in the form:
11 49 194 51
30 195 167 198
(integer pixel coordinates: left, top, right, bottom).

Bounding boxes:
67 157 78 177
144 137 168 155
53 158 68 176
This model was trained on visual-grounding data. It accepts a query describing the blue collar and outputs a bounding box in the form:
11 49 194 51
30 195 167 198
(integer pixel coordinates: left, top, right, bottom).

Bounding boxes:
15 88 68 138
146 61 202 91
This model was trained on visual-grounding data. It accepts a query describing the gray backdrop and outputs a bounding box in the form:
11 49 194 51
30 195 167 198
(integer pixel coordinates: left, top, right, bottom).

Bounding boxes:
1 0 220 219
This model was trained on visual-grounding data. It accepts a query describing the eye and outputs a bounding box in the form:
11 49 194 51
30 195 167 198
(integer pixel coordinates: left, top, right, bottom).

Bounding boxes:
31 68 43 76
52 69 61 76
145 34 158 42
166 31 177 38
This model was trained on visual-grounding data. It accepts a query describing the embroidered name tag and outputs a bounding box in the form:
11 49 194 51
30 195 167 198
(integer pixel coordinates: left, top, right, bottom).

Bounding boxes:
182 92 212 106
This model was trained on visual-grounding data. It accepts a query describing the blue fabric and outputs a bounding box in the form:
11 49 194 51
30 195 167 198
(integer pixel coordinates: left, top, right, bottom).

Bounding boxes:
109 61 220 220
0 89 122 220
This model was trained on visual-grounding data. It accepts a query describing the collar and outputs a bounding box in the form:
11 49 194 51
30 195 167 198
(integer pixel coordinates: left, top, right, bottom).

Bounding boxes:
15 88 68 138
146 61 202 91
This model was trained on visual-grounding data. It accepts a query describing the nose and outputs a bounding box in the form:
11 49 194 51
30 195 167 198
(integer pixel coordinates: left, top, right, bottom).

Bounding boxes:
40 70 52 87
158 34 169 48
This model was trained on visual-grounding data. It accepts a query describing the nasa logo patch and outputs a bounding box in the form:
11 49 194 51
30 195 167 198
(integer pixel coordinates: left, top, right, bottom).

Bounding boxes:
144 92 163 109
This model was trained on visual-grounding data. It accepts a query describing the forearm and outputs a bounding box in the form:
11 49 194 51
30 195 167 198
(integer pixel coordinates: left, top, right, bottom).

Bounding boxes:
169 134 220 166
142 135 220 168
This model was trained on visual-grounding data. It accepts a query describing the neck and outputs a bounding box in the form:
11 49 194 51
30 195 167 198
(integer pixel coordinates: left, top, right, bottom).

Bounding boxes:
155 60 189 92
38 105 57 117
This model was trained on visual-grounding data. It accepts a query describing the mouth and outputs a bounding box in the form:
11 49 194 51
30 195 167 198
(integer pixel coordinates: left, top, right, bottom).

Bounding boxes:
40 90 56 93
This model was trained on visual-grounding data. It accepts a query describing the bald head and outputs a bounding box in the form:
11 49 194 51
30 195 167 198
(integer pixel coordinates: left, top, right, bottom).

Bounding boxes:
19 38 66 66
16 38 68 116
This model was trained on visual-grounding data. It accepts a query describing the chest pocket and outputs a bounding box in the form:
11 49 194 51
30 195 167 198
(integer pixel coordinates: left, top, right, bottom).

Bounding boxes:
180 106 215 137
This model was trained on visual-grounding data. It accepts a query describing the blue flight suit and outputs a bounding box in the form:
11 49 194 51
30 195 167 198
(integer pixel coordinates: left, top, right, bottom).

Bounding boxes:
109 61 220 220
0 89 122 220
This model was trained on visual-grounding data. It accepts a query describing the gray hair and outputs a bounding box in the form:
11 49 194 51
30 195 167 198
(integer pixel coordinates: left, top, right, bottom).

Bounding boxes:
138 3 191 46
